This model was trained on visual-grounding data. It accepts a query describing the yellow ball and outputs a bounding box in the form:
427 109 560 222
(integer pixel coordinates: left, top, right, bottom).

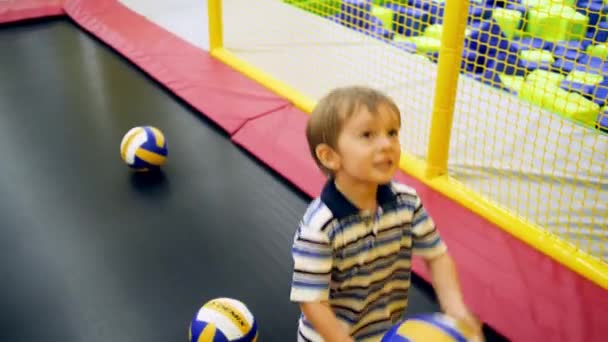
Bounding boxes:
382 313 477 342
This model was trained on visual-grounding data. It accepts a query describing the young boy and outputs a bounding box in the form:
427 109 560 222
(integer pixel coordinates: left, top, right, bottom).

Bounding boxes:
289 86 482 342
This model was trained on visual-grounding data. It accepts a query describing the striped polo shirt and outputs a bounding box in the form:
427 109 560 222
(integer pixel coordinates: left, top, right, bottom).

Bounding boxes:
290 179 447 342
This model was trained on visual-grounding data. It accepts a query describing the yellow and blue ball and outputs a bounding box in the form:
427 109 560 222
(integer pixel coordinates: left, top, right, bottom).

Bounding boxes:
382 313 476 342
120 126 168 171
189 297 258 342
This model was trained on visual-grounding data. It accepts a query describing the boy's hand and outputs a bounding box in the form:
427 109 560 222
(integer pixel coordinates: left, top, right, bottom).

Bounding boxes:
425 253 484 341
456 311 484 342
300 302 355 342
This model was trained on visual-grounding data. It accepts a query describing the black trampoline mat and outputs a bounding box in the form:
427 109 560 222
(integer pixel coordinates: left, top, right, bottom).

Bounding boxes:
0 19 506 342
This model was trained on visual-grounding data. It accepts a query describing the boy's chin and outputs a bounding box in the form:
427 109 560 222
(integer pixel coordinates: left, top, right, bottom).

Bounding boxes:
371 171 396 184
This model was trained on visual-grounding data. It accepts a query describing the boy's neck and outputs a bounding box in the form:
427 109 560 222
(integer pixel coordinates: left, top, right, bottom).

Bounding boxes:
334 175 378 212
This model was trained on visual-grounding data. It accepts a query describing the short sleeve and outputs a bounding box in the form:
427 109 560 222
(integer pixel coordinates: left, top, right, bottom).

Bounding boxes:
289 208 333 303
411 196 447 259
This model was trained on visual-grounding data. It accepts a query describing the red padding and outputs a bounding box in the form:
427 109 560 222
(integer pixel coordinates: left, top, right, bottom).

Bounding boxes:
0 0 64 24
63 0 289 135
61 0 608 341
234 104 608 342
394 172 608 342
232 105 326 197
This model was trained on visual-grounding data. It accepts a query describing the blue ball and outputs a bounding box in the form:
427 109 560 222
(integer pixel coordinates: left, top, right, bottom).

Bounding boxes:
120 126 168 171
189 320 230 342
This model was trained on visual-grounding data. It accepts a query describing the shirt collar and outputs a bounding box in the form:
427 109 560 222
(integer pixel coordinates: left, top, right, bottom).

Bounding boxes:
320 178 396 220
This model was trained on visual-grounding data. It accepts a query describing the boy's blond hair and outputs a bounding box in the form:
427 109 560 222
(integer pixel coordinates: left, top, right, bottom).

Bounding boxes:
305 86 401 176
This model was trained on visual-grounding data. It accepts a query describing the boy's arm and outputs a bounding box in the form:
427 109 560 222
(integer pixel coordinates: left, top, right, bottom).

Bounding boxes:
300 302 354 342
426 252 483 338
409 194 483 340
290 212 352 341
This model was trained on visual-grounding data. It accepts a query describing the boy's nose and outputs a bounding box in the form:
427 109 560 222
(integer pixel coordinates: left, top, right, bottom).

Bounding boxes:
377 136 393 149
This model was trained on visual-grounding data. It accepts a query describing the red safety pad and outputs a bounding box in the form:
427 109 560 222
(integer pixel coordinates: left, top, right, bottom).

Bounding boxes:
0 0 64 24
232 105 326 197
395 172 608 342
63 0 289 135
61 0 608 341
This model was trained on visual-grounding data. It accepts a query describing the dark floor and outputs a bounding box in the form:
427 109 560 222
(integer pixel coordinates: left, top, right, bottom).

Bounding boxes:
0 19 507 341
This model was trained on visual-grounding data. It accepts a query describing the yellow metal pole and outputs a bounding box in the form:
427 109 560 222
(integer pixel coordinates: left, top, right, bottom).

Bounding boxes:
425 0 470 178
211 49 316 114
203 0 608 290
208 0 223 51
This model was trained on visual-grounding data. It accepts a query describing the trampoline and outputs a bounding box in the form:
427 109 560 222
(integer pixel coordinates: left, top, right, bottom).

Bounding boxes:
0 1 606 341
0 12 504 342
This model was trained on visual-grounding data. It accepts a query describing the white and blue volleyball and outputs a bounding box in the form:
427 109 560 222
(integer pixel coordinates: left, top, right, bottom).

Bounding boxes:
120 126 168 171
189 297 258 342
382 313 476 342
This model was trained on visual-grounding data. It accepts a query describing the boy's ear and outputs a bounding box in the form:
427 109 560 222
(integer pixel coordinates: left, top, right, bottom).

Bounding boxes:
315 143 340 172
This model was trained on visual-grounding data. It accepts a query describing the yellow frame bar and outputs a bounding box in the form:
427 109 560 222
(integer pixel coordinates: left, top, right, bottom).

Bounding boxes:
206 1 608 289
212 48 608 289
426 0 470 178
211 48 316 114
398 156 608 288
207 0 223 51
207 0 314 113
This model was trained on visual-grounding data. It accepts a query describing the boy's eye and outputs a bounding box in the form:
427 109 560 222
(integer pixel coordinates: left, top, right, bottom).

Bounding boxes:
388 129 399 137
361 131 373 138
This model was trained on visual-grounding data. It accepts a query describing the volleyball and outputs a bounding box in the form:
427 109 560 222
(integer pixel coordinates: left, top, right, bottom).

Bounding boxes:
188 297 258 342
120 126 168 171
381 313 477 342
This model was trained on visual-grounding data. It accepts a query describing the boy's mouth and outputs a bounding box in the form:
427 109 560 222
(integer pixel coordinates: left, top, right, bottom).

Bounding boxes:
374 159 394 170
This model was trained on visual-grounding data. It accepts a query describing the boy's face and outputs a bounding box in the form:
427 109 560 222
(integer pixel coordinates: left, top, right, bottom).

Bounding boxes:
333 104 401 185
